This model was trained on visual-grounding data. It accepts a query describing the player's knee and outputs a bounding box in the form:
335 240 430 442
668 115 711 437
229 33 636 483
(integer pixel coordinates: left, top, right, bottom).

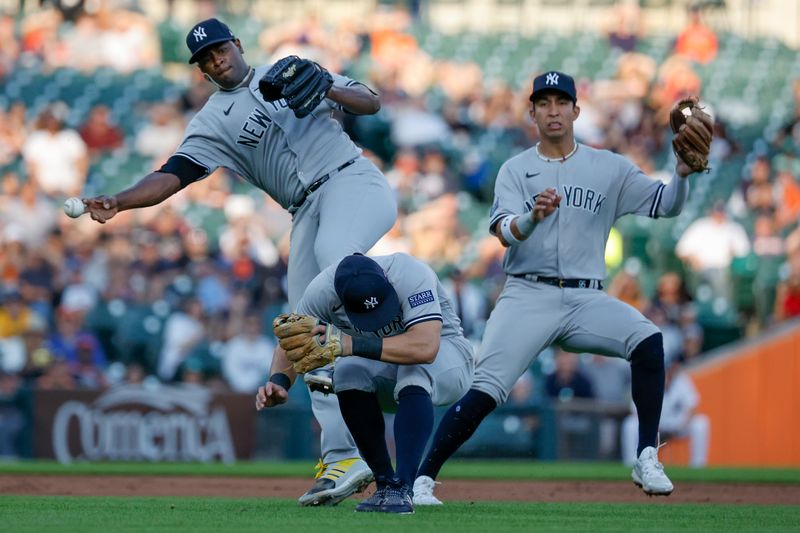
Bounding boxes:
629 332 664 371
332 361 374 393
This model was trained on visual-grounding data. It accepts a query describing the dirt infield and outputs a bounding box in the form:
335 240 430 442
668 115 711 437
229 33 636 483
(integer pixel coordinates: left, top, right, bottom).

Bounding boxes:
1 475 796 505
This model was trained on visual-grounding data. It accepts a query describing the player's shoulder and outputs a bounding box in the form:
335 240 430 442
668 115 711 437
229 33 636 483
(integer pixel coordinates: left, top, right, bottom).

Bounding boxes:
497 146 537 176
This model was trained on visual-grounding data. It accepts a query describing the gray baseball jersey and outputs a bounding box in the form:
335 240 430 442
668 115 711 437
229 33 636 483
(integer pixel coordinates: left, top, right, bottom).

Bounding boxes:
175 65 364 209
474 143 683 405
297 253 474 407
297 253 464 339
489 143 666 280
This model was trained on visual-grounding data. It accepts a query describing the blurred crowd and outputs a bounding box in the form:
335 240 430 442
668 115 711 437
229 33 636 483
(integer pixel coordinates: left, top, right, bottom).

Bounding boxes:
1 0 800 460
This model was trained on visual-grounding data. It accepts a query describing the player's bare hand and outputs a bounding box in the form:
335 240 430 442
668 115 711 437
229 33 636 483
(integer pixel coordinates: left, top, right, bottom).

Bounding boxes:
532 188 562 221
255 382 288 410
84 195 119 224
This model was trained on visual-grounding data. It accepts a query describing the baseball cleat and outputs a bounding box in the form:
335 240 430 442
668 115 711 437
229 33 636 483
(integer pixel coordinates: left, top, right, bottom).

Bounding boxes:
355 486 388 512
412 475 443 505
303 369 334 395
298 458 373 506
380 481 414 514
632 446 674 496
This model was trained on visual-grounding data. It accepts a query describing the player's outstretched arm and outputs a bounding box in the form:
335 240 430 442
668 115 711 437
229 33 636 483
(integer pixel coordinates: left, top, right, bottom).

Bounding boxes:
326 84 380 115
83 171 182 224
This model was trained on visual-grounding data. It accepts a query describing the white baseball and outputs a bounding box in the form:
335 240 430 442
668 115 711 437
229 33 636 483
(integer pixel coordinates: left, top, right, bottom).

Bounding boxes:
63 197 85 218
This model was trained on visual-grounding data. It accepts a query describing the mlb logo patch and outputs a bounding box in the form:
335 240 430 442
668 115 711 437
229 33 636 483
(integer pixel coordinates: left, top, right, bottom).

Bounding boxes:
408 290 434 308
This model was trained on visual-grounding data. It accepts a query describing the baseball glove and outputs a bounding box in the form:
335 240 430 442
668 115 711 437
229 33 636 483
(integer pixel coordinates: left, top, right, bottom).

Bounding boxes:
258 56 333 118
669 96 714 173
272 313 342 374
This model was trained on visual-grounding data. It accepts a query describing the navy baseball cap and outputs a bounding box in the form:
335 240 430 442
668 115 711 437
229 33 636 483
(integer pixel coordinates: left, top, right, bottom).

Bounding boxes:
186 18 236 64
334 254 401 332
530 71 577 103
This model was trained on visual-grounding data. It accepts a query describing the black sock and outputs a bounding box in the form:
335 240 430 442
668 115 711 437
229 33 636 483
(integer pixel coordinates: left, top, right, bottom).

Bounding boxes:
417 388 497 480
394 385 433 487
630 333 665 457
337 389 394 482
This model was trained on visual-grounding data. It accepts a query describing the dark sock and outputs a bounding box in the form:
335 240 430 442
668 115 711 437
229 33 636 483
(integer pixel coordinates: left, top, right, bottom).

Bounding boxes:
630 333 665 457
337 389 394 483
417 388 497 480
394 385 433 487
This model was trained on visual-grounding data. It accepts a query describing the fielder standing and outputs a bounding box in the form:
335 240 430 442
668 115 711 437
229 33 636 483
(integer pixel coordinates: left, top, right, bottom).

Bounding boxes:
81 19 396 506
411 71 712 504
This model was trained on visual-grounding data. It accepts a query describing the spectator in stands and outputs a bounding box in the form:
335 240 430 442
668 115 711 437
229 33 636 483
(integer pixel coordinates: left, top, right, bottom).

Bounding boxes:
607 269 649 313
47 307 107 370
545 350 594 401
0 288 32 339
673 4 718 65
158 297 205 381
646 272 699 362
0 14 19 79
603 0 645 53
0 103 27 166
1 179 57 248
36 359 76 390
743 156 776 216
134 103 185 167
649 56 702 125
621 358 709 467
676 201 751 300
774 170 800 230
79 105 124 159
22 103 89 198
222 314 274 393
441 267 488 341
773 253 800 322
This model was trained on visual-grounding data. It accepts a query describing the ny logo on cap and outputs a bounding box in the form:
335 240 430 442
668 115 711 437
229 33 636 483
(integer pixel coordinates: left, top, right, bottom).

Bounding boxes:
364 297 379 309
193 26 207 42
546 72 559 86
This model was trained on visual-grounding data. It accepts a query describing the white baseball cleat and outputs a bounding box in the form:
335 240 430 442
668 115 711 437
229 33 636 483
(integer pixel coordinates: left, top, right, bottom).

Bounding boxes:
412 475 443 505
632 446 674 496
298 458 374 506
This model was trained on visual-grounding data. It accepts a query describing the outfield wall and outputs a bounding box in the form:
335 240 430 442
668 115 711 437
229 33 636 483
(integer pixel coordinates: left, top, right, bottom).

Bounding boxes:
676 320 800 467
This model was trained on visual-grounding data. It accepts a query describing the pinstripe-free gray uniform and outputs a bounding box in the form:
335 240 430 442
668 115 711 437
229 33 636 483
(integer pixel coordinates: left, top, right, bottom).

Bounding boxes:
478 143 686 404
174 64 397 463
297 253 474 410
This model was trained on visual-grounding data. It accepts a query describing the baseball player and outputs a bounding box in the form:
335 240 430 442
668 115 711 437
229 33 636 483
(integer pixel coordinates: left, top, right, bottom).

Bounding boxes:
411 71 712 504
256 253 474 513
80 19 396 506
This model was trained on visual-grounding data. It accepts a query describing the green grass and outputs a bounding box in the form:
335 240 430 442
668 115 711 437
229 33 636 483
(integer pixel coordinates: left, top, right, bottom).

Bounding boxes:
2 460 799 484
1 497 799 533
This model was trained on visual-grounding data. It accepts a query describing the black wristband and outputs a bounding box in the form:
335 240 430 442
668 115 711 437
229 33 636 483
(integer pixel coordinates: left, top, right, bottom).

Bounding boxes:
352 336 383 360
269 373 292 390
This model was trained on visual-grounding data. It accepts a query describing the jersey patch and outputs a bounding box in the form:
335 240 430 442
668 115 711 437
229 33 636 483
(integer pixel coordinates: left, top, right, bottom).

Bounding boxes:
408 290 435 308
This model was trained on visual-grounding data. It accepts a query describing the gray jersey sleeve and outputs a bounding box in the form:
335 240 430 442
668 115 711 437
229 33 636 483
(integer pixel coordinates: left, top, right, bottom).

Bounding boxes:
489 161 527 233
614 154 666 219
173 113 225 180
384 255 443 330
323 73 376 114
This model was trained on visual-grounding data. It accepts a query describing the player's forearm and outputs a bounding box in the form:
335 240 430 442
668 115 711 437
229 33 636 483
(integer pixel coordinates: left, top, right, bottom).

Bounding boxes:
270 345 297 385
343 322 441 364
114 172 183 211
496 214 536 247
327 84 380 115
655 173 689 218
